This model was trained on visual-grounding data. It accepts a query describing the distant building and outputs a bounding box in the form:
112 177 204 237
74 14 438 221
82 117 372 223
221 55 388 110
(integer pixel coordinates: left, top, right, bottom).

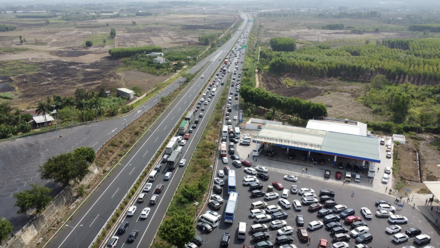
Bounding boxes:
306 118 368 136
153 57 166 64
117 88 135 100
147 52 164 57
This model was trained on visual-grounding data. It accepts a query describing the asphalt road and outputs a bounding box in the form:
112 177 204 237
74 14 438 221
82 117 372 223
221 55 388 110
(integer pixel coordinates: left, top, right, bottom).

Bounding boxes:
47 13 250 248
0 17 242 233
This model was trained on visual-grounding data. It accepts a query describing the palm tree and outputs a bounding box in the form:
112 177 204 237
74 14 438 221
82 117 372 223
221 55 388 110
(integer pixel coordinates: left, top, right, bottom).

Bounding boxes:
76 100 86 122
36 101 50 129
63 97 75 125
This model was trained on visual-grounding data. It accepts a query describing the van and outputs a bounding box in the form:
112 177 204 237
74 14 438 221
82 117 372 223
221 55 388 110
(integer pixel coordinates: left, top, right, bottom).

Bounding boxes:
282 189 289 199
150 194 159 205
345 172 351 182
251 201 267 209
199 213 220 228
293 200 302 211
137 193 146 203
297 228 309 243
155 184 164 194
149 170 158 182
237 222 246 240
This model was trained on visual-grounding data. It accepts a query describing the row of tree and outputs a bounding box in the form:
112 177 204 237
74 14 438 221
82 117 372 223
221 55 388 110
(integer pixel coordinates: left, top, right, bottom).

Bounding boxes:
0 103 32 138
322 24 344 30
239 85 327 119
260 40 440 84
269 37 296 52
108 46 162 58
409 24 440 32
198 33 217 46
0 24 16 32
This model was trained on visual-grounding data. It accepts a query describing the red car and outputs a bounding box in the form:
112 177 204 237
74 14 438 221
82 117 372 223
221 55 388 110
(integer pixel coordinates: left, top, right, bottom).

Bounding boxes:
335 171 342 180
241 160 252 167
184 133 190 140
318 239 328 248
195 108 198 112
272 181 284 190
345 215 362 224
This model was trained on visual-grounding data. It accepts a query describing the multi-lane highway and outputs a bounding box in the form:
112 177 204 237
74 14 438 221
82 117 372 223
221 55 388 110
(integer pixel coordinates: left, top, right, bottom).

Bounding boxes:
47 13 250 248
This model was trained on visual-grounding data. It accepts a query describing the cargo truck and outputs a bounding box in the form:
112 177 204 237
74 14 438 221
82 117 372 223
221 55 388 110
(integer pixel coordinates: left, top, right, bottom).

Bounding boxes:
165 137 179 155
178 120 189 135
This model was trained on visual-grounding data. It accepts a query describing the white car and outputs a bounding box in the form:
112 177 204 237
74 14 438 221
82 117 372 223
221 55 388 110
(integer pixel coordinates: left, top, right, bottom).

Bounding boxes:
179 159 186 167
218 170 225 178
250 209 265 218
180 140 187 146
382 174 390 184
377 204 396 213
384 166 391 174
307 220 323 231
211 194 224 204
284 174 298 182
254 214 272 223
278 198 291 209
302 192 316 198
176 136 182 142
350 226 369 238
290 185 298 194
277 226 294 236
388 214 408 224
214 177 225 186
386 225 401 234
333 204 348 213
299 188 315 195
266 204 281 213
140 207 151 219
270 220 287 229
392 233 409 244
243 176 258 185
255 166 268 173
265 192 279 201
222 157 228 164
332 242 349 248
143 183 152 192
233 116 237 121
376 210 391 218
301 197 318 205
164 172 172 180
360 207 372 219
244 167 257 175
386 152 392 158
127 206 137 216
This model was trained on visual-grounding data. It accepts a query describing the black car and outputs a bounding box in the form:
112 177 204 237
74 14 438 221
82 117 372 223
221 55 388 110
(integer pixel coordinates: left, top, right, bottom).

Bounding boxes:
340 208 355 218
317 208 333 218
326 221 342 231
196 221 213 233
228 147 235 154
272 211 288 220
319 195 334 203
323 214 340 224
405 227 422 237
351 221 368 229
296 215 304 227
375 200 390 207
275 235 293 245
213 184 222 194
308 203 323 212
251 190 265 198
192 124 197 129
127 230 139 243
249 182 264 191
324 200 337 208
252 231 270 242
230 138 238 143
230 154 240 160
324 170 331 178
220 233 230 247
356 233 373 243
257 172 269 181
117 221 129 234
331 226 349 235
192 235 203 246
319 189 335 197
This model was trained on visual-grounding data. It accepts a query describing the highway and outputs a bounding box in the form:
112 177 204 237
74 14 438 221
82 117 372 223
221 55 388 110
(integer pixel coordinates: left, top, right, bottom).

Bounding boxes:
48 13 250 248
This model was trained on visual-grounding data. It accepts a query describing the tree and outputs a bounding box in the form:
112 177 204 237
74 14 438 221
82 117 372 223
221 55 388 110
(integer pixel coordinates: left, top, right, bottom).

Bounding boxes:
14 184 52 214
36 101 50 128
158 213 195 248
85 40 93 47
370 74 387 89
110 28 116 39
73 146 95 163
390 92 411 123
63 97 75 125
0 218 13 243
269 37 296 52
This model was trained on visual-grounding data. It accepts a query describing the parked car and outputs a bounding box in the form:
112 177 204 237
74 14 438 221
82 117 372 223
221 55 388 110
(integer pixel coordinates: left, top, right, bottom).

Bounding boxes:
272 181 284 190
241 160 252 167
252 231 271 242
355 233 373 244
340 208 355 219
333 233 350 242
255 166 268 173
307 220 324 231
386 225 401 234
277 226 294 236
376 210 391 218
266 205 281 214
335 171 342 180
392 233 409 244
331 226 349 235
405 227 421 237
388 214 408 224
272 211 289 220
257 172 269 181
324 170 331 178
264 192 279 201
331 242 349 248
308 203 323 212
290 185 298 194
345 216 362 224
283 174 298 182
414 234 431 245
220 232 230 247
208 200 221 210
360 207 372 219
317 208 333 218
270 220 287 229
350 226 369 238
251 190 265 198
296 215 304 227
326 221 342 231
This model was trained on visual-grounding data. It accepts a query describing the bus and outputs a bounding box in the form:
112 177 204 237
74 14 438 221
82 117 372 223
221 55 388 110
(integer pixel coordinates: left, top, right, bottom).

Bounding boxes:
222 125 228 138
224 192 238 223
220 142 227 157
227 170 236 193
167 150 182 170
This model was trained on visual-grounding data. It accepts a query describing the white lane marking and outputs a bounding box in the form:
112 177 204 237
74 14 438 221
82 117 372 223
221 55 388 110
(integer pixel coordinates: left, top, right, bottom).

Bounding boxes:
128 166 136 176
154 137 159 142
111 188 119 199
163 125 168 131
89 214 99 227
142 150 149 158
92 142 99 147
107 128 118 135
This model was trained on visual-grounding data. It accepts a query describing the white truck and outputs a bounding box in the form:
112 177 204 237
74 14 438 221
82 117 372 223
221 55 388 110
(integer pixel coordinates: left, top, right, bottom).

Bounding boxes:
165 137 179 155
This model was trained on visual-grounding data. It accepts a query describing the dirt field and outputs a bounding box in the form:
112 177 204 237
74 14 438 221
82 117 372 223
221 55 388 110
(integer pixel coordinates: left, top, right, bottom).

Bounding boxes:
256 15 440 193
0 13 235 108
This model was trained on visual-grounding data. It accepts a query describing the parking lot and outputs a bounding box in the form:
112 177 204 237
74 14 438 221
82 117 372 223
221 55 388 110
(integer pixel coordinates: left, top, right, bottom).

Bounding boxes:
196 127 440 247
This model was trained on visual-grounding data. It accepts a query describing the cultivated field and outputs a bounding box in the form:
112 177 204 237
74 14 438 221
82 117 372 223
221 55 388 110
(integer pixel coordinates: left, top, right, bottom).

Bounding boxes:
0 12 236 108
